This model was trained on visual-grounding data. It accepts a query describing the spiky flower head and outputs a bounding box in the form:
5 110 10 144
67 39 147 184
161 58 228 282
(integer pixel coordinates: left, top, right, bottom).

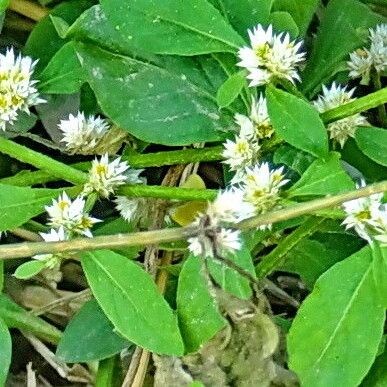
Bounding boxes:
114 196 147 224
369 24 387 73
313 83 369 148
238 24 305 87
45 192 100 237
83 154 136 198
59 112 110 155
0 48 45 131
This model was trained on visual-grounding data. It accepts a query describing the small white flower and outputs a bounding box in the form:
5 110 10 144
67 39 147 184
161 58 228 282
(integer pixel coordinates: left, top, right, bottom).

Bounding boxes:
369 24 387 73
313 83 369 148
114 196 146 223
59 112 110 155
45 192 100 237
238 24 305 87
0 48 45 131
83 154 131 198
222 135 260 172
347 49 373 85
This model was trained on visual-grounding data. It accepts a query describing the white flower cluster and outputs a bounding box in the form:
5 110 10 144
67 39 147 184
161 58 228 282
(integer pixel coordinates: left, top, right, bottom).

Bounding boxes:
59 112 110 155
343 183 387 245
313 83 369 148
238 24 305 87
348 24 387 85
0 48 44 131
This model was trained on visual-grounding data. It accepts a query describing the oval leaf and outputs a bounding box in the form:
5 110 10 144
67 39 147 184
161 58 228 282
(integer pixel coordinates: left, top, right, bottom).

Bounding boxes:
0 318 11 386
216 71 246 108
355 126 387 167
13 260 46 280
288 246 385 387
81 250 184 355
56 299 130 362
177 255 227 353
266 85 329 158
100 0 244 55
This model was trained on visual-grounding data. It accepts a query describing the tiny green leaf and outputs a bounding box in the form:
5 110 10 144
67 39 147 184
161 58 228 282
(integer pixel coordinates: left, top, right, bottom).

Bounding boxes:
266 85 329 158
177 255 227 353
81 250 184 355
13 260 46 280
0 318 11 386
355 126 387 167
288 246 385 387
216 71 246 108
57 300 131 362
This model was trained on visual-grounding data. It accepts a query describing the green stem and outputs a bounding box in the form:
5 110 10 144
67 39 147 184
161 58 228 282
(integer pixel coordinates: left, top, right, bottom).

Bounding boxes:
321 87 387 124
118 185 217 201
372 72 387 127
255 217 326 277
0 137 87 185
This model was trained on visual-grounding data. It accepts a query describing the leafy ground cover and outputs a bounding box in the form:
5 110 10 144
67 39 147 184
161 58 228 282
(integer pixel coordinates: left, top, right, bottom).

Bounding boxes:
0 0 386 385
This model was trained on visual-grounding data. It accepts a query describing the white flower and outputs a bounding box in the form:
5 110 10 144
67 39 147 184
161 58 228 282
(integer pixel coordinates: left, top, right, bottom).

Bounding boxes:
114 196 146 223
238 24 305 87
369 24 387 73
59 112 110 155
0 48 45 131
83 154 130 198
222 135 260 172
313 83 369 148
45 192 100 237
347 49 373 85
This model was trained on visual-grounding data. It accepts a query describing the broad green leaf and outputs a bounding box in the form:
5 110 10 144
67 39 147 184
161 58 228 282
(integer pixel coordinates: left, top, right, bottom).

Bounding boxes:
0 318 11 386
100 0 244 55
177 255 227 353
212 0 273 38
371 243 387 308
266 86 329 158
49 15 70 38
39 42 85 94
288 152 355 198
13 260 46 280
0 185 60 232
81 250 184 355
207 241 255 299
0 294 61 344
355 126 387 167
269 11 299 37
56 300 130 362
272 0 319 36
361 349 387 386
4 112 37 137
288 246 385 387
24 0 94 72
0 261 3 292
75 42 232 145
301 0 385 97
273 144 316 176
216 71 246 108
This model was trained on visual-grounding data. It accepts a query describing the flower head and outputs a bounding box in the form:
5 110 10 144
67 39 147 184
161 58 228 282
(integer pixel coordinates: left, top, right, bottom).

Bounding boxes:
59 112 110 155
313 83 369 147
114 196 146 224
347 49 373 85
83 154 132 198
238 24 305 87
0 48 44 131
45 192 100 237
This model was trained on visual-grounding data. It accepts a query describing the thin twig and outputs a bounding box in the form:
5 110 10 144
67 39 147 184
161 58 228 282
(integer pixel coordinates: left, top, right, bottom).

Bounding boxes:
8 0 49 21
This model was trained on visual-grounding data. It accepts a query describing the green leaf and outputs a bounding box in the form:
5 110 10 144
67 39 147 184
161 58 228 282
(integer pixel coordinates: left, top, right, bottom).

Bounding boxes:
207 241 255 299
177 255 227 353
0 261 3 293
301 0 385 97
0 0 9 13
56 300 130 362
100 0 244 55
0 318 11 386
0 185 60 232
81 250 184 355
269 11 299 37
216 71 246 108
49 15 70 38
74 42 231 145
39 42 85 94
355 126 387 167
273 144 316 175
361 348 387 386
288 152 355 198
272 0 319 36
371 243 387 308
288 246 385 387
4 112 37 137
266 86 329 158
13 260 46 280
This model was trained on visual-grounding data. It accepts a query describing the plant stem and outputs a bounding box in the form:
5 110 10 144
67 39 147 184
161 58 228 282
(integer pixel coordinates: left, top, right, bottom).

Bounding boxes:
321 87 387 124
0 137 88 185
8 0 48 21
0 180 386 260
371 71 387 127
